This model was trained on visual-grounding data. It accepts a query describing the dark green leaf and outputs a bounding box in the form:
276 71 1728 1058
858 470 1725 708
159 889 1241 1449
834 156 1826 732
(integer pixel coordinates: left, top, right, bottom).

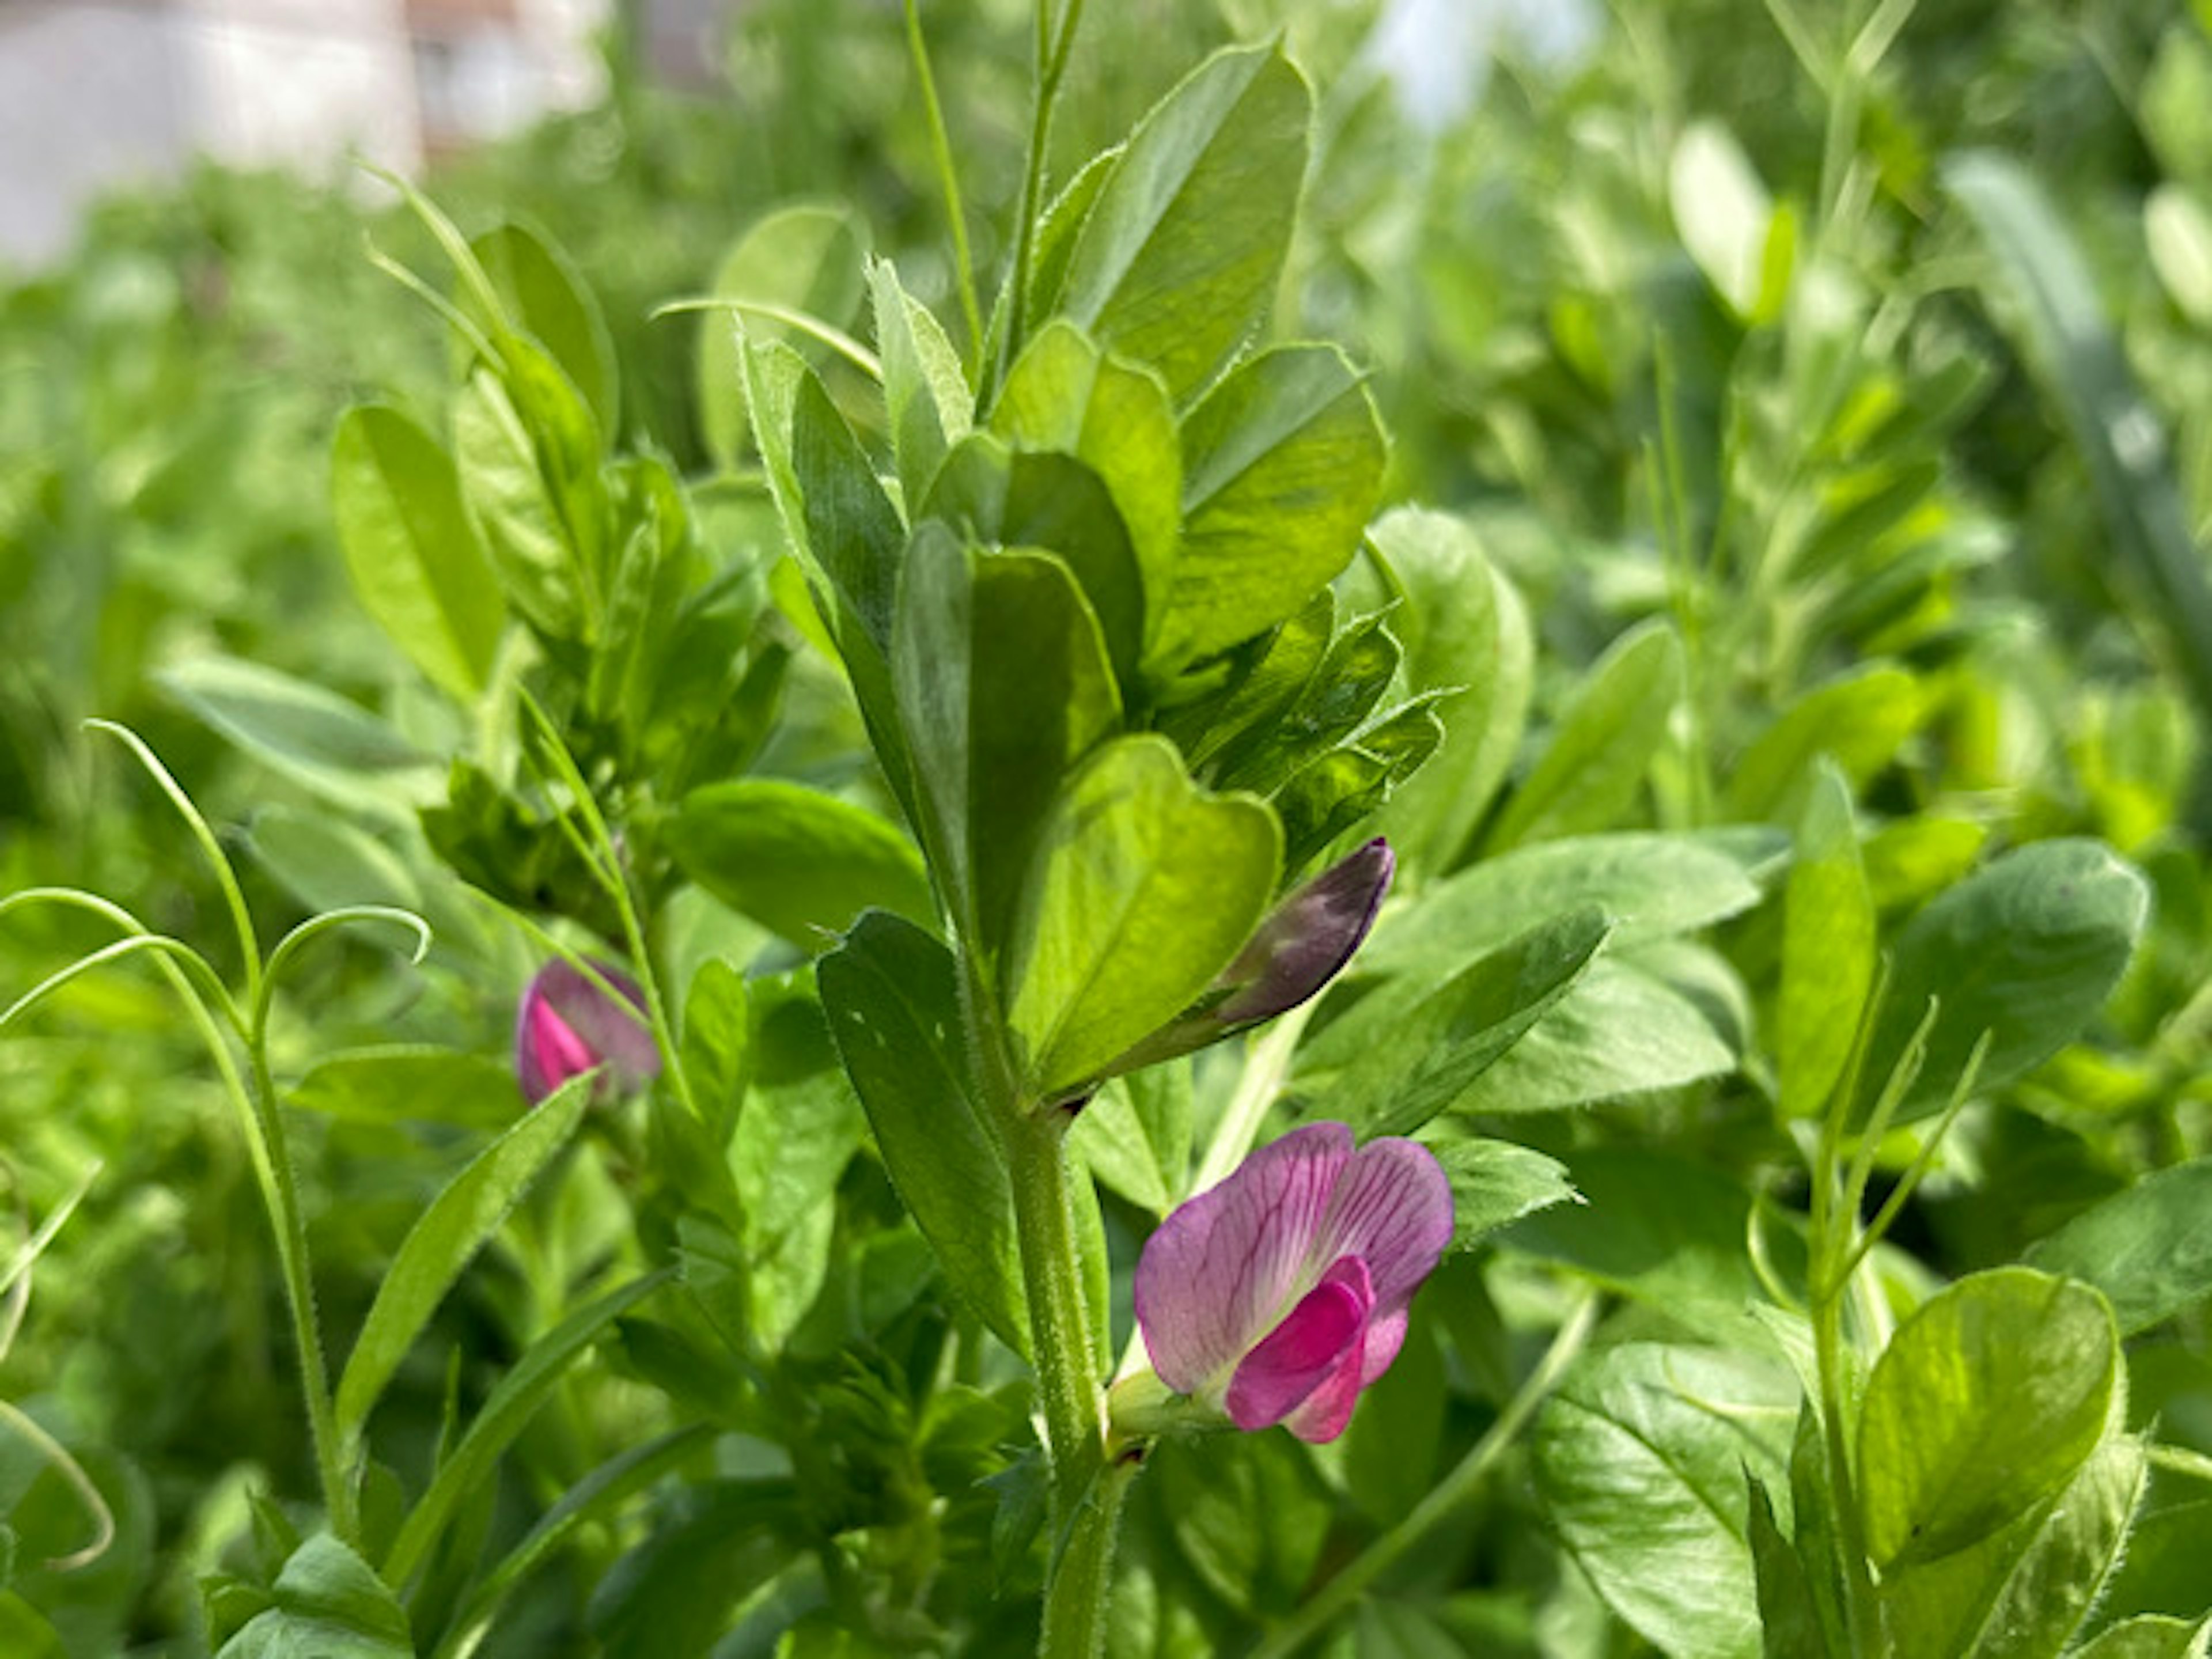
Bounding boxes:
1430 1136 1579 1254
217 1535 411 1659
817 911 1028 1353
471 221 619 440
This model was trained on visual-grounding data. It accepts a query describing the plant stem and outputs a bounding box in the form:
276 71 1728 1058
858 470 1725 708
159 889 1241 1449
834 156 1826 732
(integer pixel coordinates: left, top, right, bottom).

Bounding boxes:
1248 1293 1601 1659
903 0 986 373
1040 1458 1135 1659
1005 1108 1105 1518
996 0 1089 397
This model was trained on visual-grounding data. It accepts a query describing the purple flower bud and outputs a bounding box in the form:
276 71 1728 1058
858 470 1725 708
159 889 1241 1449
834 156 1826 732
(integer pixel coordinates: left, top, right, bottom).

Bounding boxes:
1217 838 1395 1024
1132 1121 1452 1443
1090 840 1395 1084
514 959 661 1105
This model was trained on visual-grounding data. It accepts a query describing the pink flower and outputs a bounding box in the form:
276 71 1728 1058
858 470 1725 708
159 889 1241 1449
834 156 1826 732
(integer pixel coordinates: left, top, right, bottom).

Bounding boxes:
1132 1121 1453 1444
514 960 661 1104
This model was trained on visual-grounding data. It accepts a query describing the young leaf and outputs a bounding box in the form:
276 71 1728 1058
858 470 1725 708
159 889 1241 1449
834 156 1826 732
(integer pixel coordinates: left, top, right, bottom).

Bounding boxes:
1483 621 1684 853
816 910 1029 1355
329 406 506 703
1049 44 1311 403
1160 344 1385 666
470 220 620 441
1003 736 1280 1099
1725 664 1927 824
287 1048 521 1132
1429 1137 1578 1254
2024 1158 2212 1335
665 779 934 949
1778 760 1876 1120
1069 1062 1190 1217
1857 1267 2119 1571
1534 1342 1798 1659
2070 1619 2212 1659
334 1074 594 1448
216 1534 411 1659
871 257 973 506
699 204 868 469
1857 840 2147 1127
1747 1475 1831 1659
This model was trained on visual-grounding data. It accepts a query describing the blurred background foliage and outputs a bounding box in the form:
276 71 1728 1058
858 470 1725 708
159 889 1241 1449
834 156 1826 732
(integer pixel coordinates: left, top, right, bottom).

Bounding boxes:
4 0 2212 1650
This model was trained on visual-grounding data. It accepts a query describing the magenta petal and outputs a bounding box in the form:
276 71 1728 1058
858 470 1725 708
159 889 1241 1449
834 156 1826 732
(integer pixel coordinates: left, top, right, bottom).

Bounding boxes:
1135 1122 1354 1394
1225 1256 1374 1431
515 960 661 1104
1308 1137 1455 1313
1282 1347 1366 1443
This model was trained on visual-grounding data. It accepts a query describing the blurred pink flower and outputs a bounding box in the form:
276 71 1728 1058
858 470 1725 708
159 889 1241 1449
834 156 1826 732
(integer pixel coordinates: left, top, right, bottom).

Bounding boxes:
514 959 661 1104
1133 1121 1453 1444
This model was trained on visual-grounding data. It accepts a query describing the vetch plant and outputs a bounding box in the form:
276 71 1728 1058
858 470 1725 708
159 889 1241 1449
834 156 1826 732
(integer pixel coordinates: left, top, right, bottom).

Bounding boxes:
1119 1121 1453 1444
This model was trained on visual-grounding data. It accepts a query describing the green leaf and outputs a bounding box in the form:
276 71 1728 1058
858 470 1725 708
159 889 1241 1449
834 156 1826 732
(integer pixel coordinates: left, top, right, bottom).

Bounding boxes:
383 1269 673 1587
1505 1149 1783 1324
1725 665 1927 823
288 1048 520 1132
1359 830 1770 983
1535 1342 1798 1659
1949 153 2212 738
1444 954 1740 1115
329 406 506 703
1430 1136 1578 1254
1483 621 1683 853
871 257 973 506
728 976 868 1351
470 221 619 440
1670 119 1773 319
665 779 933 949
1049 44 1310 403
158 656 440 824
1070 1062 1190 1216
1003 735 1279 1099
2024 1158 2212 1335
0 1596 64 1659
1857 1267 2119 1571
454 334 608 643
919 438 1149 689
217 1535 412 1659
1296 905 1610 1137
1875 1430 2144 1659
1857 840 2148 1127
1149 1432 1332 1618
1748 1475 1831 1659
991 320 1180 643
334 1075 593 1448
817 911 1028 1354
893 535 1122 955
1161 344 1385 666
1778 761 1876 1120
680 957 749 1142
2071 1618 2212 1659
248 807 423 916
1369 507 1536 877
699 204 868 469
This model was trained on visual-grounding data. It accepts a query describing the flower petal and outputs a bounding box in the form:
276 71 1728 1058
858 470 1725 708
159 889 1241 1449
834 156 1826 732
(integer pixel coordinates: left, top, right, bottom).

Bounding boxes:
1225 1255 1374 1431
1135 1121 1354 1394
515 960 661 1104
1281 1347 1366 1442
1217 839 1395 1024
1307 1135 1454 1312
